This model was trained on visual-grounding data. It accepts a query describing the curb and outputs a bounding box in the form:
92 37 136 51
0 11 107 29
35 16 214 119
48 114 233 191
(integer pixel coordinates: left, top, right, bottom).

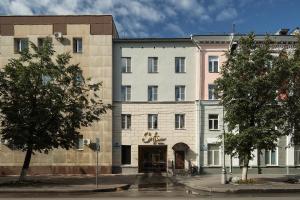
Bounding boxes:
168 177 300 194
0 184 131 193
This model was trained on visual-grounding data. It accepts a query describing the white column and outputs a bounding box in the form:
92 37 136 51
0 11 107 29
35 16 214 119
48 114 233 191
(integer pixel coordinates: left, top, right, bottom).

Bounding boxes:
287 135 294 166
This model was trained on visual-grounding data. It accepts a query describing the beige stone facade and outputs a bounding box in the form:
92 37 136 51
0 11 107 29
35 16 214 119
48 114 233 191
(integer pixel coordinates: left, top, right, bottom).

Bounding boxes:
112 103 197 173
0 15 117 175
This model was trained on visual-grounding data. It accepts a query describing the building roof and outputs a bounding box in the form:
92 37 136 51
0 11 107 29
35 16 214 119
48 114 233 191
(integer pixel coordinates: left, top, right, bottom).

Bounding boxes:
114 37 191 43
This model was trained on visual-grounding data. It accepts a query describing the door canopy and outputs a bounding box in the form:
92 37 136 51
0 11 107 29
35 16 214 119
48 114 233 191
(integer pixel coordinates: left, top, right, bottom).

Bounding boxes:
172 142 190 151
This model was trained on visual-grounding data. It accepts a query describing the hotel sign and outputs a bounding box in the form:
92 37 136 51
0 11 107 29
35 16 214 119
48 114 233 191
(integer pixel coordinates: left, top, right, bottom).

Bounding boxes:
142 132 166 145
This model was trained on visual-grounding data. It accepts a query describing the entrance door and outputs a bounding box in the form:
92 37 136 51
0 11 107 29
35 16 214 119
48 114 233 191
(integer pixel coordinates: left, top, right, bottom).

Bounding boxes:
175 151 185 169
138 145 167 173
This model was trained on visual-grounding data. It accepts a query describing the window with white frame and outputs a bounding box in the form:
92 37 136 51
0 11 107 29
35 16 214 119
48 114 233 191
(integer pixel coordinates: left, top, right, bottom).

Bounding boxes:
121 85 131 101
208 144 220 166
208 56 219 73
121 114 131 129
175 114 185 129
265 149 277 165
73 38 83 53
148 114 158 129
208 114 219 130
76 135 84 150
175 85 185 101
148 57 158 73
295 145 300 165
14 38 28 53
148 86 158 101
208 84 217 100
175 57 185 73
121 57 131 73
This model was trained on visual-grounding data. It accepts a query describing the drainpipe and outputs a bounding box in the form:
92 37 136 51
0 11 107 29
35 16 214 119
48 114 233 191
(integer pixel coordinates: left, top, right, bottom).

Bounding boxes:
191 35 202 173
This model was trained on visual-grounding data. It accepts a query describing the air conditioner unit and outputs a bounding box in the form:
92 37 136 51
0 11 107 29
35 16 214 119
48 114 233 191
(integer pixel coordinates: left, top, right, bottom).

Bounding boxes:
83 139 91 145
54 32 63 39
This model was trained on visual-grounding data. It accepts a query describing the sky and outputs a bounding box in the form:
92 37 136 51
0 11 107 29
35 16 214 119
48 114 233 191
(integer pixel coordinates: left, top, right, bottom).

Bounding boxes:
0 0 299 38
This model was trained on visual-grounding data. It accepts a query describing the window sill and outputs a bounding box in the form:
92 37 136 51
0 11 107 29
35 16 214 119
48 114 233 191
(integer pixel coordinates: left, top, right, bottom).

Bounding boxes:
175 128 186 130
207 165 221 167
76 149 84 151
175 72 186 74
121 164 132 166
208 72 219 73
122 72 132 74
73 52 83 54
265 164 279 167
122 129 132 131
148 72 159 74
209 129 221 131
148 128 159 130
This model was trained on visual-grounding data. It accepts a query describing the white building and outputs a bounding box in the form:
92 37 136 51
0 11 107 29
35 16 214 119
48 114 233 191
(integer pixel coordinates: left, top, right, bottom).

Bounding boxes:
112 38 199 174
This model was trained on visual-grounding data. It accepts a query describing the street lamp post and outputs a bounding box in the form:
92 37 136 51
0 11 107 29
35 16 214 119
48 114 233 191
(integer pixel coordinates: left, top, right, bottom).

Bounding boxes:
221 106 227 184
95 138 100 188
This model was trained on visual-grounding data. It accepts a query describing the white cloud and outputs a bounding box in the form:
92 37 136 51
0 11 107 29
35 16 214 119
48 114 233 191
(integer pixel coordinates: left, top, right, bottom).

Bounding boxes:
0 0 242 37
165 23 185 36
216 8 238 21
9 0 33 15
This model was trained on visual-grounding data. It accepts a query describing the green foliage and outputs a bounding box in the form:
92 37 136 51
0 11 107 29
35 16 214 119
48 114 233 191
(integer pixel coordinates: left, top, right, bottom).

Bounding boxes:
0 37 110 153
215 34 286 163
278 35 300 144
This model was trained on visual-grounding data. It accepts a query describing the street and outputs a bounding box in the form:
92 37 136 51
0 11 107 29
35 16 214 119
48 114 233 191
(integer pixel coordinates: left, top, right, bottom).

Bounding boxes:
0 174 299 199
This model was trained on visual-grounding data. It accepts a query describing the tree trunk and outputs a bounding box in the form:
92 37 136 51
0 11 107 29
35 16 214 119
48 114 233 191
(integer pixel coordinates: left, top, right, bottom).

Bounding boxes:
242 157 249 181
257 149 262 174
19 148 33 182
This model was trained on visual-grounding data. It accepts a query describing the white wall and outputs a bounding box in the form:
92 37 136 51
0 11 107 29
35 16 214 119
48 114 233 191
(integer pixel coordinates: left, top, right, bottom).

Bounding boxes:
113 41 197 102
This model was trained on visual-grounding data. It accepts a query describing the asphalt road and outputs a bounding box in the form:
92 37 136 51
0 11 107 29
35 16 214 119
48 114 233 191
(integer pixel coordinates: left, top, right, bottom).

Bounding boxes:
0 174 300 199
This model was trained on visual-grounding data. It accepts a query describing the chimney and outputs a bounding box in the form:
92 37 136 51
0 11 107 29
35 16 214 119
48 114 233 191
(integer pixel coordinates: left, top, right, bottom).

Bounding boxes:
275 28 289 35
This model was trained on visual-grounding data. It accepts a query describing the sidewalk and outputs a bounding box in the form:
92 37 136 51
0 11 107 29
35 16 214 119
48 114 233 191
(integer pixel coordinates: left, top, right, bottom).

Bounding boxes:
0 174 135 193
170 174 300 193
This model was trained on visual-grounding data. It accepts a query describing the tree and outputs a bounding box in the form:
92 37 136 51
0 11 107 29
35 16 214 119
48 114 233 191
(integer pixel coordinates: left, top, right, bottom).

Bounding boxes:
0 38 110 181
215 34 285 180
278 35 300 145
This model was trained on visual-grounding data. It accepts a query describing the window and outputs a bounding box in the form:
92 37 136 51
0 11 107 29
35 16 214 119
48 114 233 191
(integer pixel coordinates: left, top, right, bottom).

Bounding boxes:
121 85 131 101
14 38 28 53
175 114 185 129
121 145 131 165
295 145 300 165
38 38 51 48
208 84 217 100
208 114 219 130
148 86 158 101
121 57 131 73
148 57 158 73
175 85 185 101
121 114 131 129
208 56 219 73
175 57 185 73
76 135 84 150
148 114 158 129
73 38 83 53
265 149 277 165
208 144 220 166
